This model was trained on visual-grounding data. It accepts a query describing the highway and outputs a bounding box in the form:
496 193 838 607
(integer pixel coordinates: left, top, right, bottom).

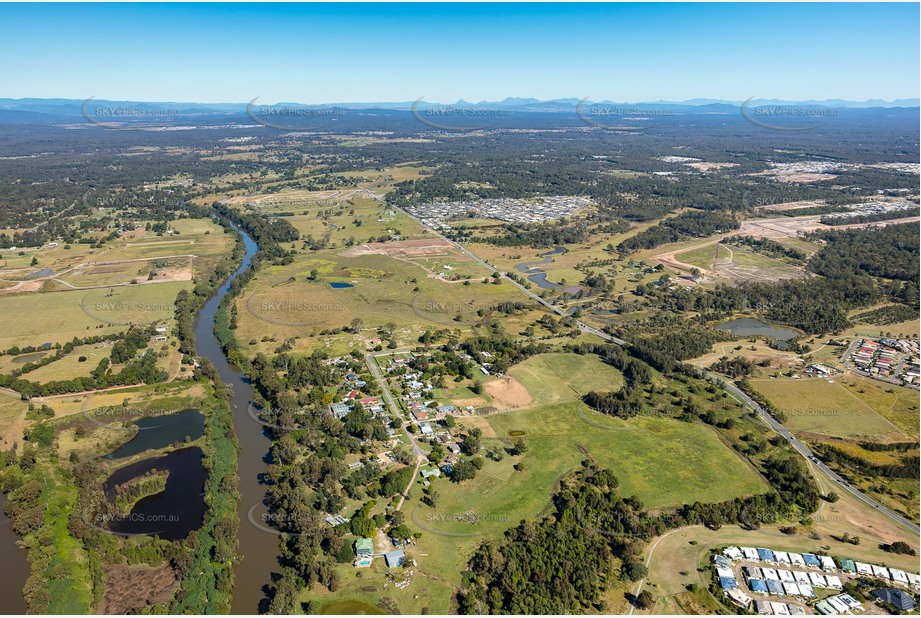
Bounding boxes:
401 210 920 536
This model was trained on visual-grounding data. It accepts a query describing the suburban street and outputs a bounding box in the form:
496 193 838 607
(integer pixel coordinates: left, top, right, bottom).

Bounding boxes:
402 211 920 536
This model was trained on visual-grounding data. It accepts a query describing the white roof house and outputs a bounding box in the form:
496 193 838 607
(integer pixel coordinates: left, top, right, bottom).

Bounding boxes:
890 569 909 584
798 584 815 598
783 582 800 597
808 572 828 587
855 562 872 575
743 547 760 561
789 554 806 568
724 547 744 560
763 568 779 581
826 597 849 614
770 601 790 615
820 556 837 571
717 567 735 579
793 571 811 585
872 564 891 579
825 575 843 590
774 551 791 565
778 570 795 583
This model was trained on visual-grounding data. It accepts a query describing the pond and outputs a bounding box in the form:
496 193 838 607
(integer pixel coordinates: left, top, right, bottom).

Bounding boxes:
101 446 207 541
514 246 583 294
25 268 54 278
11 351 47 364
104 409 205 459
716 317 800 341
329 281 354 289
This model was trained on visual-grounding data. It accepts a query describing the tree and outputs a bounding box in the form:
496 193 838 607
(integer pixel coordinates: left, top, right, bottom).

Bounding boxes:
636 590 655 610
461 428 482 455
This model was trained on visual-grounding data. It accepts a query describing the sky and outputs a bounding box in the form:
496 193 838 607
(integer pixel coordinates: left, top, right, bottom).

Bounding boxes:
1 3 918 104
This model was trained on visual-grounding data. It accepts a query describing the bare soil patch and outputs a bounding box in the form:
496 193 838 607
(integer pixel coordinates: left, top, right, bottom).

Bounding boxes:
483 376 533 410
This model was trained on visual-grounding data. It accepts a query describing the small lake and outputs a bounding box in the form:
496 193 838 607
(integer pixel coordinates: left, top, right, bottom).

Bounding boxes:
11 351 47 364
104 409 205 459
25 268 54 279
329 281 354 289
102 446 207 540
318 600 386 615
716 318 800 341
515 246 583 293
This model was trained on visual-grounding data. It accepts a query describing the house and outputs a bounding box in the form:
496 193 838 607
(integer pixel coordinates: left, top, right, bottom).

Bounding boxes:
757 548 776 562
836 558 856 573
419 422 434 436
778 569 795 583
872 588 918 611
802 553 822 568
872 565 891 579
717 567 735 579
762 568 779 581
718 577 737 590
354 538 374 567
330 403 349 419
855 561 873 575
769 601 790 615
713 554 733 569
890 569 909 585
813 600 836 615
789 553 806 568
412 409 429 421
446 443 461 455
724 546 743 560
808 572 827 587
819 555 837 571
742 547 760 561
726 588 751 608
754 600 772 614
766 580 784 595
825 575 843 590
384 549 406 569
798 584 814 598
826 597 849 614
749 579 769 594
775 551 791 565
155 326 167 333
420 467 441 479
782 582 799 597
793 571 810 585
745 566 764 579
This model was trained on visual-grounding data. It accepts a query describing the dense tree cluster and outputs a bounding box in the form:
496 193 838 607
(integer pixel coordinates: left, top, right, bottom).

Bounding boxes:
618 211 740 253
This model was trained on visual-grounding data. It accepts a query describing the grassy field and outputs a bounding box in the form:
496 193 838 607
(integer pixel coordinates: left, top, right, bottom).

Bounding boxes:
233 251 534 357
0 217 231 351
507 351 625 404
749 377 912 441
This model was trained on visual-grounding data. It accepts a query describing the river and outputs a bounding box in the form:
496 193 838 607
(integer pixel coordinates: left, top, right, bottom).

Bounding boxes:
0 223 274 614
0 493 29 615
192 223 276 613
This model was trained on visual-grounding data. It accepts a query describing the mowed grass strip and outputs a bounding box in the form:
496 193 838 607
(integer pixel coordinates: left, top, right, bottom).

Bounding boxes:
749 377 910 441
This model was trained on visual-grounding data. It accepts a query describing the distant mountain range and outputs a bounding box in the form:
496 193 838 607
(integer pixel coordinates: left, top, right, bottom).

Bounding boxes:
0 96 916 125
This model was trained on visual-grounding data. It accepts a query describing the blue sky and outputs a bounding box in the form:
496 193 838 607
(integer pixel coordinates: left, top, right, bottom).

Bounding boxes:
1 3 918 103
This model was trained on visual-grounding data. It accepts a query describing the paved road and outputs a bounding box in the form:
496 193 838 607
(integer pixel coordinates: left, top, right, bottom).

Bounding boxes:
365 351 426 458
712 374 919 535
401 211 920 536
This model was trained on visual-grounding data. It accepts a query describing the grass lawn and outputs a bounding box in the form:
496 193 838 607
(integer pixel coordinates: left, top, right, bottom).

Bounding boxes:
749 377 911 441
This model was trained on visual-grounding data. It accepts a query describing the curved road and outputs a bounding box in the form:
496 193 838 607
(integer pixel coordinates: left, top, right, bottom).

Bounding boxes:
401 210 920 536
